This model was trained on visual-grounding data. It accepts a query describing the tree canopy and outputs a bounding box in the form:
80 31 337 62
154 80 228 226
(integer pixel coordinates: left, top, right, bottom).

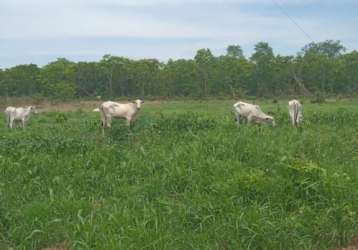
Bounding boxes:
0 40 357 99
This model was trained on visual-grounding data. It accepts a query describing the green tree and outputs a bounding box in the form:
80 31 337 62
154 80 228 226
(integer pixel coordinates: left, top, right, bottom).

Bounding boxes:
337 51 358 93
128 59 161 97
301 40 346 58
40 58 76 99
297 41 345 94
215 55 253 97
74 62 106 97
163 59 199 97
0 40 356 99
100 55 121 98
194 48 215 97
0 64 40 97
250 42 275 96
226 45 244 58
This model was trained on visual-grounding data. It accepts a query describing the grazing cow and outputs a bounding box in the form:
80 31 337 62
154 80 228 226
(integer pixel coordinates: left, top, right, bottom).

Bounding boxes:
288 99 303 126
93 108 100 112
233 101 275 126
99 99 144 133
5 106 37 129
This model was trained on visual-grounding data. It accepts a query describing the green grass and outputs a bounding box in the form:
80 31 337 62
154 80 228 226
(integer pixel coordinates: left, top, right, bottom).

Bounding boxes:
0 100 358 249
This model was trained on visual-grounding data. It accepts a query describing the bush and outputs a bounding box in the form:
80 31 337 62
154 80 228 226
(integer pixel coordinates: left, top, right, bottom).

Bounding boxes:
311 92 326 103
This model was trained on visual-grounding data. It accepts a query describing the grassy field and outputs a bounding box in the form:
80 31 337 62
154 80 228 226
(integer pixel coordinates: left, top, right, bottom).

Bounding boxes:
0 100 357 249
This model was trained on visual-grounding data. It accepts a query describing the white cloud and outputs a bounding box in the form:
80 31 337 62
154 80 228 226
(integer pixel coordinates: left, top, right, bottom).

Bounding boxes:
0 0 319 41
0 0 357 67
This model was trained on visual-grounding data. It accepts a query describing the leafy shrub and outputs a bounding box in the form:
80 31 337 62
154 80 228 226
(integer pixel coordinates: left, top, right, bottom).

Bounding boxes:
55 113 68 124
154 112 217 132
311 92 326 103
0 101 357 249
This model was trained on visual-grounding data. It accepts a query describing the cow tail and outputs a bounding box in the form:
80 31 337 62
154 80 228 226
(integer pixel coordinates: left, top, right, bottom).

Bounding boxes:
99 104 105 127
5 110 10 127
293 103 298 126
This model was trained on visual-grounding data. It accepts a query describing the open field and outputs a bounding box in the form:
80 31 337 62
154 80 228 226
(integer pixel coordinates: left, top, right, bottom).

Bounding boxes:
0 100 358 249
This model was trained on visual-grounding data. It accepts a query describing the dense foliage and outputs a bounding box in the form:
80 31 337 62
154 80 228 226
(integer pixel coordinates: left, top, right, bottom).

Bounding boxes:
1 40 357 99
0 100 357 249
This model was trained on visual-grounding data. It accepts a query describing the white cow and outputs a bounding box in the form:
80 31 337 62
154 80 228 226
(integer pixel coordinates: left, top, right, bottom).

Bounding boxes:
233 101 275 126
93 108 100 112
5 106 37 129
99 99 144 132
288 99 303 126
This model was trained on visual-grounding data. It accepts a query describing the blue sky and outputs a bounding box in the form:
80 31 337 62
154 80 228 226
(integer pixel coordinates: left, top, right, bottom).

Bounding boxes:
0 0 357 68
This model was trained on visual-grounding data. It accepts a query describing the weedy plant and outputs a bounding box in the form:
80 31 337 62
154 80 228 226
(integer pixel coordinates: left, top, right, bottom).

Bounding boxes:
0 100 357 249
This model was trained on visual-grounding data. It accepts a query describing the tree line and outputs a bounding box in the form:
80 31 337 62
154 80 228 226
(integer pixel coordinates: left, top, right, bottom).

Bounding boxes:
0 40 357 100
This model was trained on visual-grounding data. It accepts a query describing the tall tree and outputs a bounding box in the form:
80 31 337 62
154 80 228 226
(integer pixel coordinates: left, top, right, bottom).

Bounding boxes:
297 41 346 94
40 58 76 99
301 40 346 58
163 59 199 97
337 51 358 93
226 45 244 58
1 64 40 97
194 48 215 97
0 40 357 99
74 62 106 97
99 55 121 98
250 42 275 96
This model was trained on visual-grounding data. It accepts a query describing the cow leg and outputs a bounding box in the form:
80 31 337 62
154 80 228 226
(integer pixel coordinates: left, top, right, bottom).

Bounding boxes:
101 118 106 137
100 111 106 127
99 110 106 136
289 112 295 126
235 113 240 124
102 116 111 137
292 113 297 126
22 119 26 129
126 117 132 127
9 118 14 129
247 115 254 124
106 116 112 128
291 117 295 126
6 114 10 128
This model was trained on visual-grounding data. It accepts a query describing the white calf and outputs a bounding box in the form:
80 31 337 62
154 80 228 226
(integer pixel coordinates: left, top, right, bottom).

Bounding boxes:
288 99 303 126
99 99 144 132
233 101 275 126
5 106 37 129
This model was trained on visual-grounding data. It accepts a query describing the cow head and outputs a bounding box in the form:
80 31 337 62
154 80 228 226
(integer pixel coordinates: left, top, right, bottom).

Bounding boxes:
30 106 38 114
263 115 275 126
134 99 144 109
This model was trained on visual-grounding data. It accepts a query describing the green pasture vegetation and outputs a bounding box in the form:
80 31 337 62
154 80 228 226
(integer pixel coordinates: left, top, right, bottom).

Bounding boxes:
0 100 357 249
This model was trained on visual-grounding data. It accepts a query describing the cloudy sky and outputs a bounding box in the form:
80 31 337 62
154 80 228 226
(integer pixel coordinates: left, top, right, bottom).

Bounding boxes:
0 0 357 68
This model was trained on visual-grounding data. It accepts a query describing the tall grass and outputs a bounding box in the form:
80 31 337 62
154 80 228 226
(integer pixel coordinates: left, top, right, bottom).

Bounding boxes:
0 101 357 249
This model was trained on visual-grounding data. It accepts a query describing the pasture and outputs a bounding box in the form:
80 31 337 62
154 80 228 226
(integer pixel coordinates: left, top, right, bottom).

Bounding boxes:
0 100 358 249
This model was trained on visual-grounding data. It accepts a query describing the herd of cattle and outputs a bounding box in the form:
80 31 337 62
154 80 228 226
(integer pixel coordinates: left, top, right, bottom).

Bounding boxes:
233 99 303 126
3 99 303 130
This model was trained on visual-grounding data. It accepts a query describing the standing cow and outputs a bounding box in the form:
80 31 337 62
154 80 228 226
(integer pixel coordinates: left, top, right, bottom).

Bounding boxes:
99 99 144 134
233 101 275 126
288 99 303 126
5 106 37 129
